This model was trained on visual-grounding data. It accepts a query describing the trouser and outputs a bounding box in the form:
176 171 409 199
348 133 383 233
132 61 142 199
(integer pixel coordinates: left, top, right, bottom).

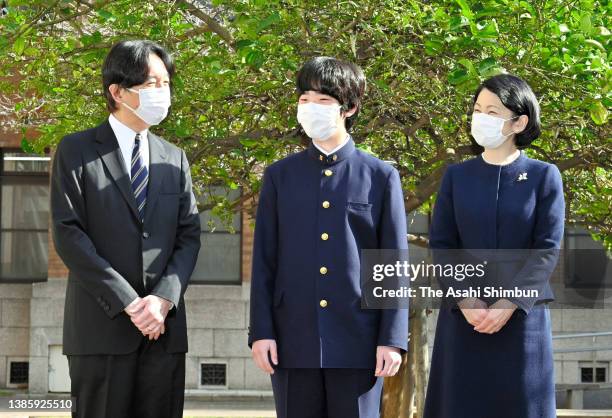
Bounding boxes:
271 368 383 418
67 336 185 418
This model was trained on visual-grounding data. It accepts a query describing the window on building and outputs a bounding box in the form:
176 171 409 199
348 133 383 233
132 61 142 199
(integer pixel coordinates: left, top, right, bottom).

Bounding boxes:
565 226 611 289
580 362 608 383
0 150 49 282
191 187 241 284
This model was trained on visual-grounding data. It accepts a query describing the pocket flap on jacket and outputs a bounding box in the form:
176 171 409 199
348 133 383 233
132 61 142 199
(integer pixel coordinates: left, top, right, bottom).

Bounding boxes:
347 201 373 211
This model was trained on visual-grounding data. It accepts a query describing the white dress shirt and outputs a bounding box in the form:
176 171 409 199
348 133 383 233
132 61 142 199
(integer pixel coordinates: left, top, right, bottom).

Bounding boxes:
313 133 350 156
108 114 150 174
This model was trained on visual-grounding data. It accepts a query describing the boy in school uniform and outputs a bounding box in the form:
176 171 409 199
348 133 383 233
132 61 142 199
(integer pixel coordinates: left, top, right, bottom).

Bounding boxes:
248 56 409 418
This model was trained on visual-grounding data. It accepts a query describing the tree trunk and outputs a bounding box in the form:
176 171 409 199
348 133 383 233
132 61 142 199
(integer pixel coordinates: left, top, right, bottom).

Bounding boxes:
414 308 430 418
381 308 429 418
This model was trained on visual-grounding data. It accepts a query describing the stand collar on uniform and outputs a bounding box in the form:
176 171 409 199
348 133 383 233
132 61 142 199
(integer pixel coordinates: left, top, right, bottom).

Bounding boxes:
307 135 356 165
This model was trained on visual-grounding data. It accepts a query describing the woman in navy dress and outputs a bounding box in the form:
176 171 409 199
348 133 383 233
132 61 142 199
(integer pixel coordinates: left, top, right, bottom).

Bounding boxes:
423 74 565 418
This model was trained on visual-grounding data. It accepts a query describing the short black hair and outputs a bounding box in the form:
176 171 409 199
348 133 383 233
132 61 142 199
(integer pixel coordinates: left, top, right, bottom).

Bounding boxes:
471 74 541 151
296 56 366 130
102 40 175 112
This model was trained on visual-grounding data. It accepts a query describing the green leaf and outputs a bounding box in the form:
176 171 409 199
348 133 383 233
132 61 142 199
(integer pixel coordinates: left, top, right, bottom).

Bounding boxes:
236 39 255 50
539 47 551 60
20 138 34 153
373 79 390 92
245 49 265 68
432 8 448 24
239 138 258 147
456 0 474 20
589 101 608 125
12 37 25 55
579 13 592 34
584 39 606 52
424 38 443 55
477 57 500 76
475 20 499 39
23 47 38 56
256 12 280 32
449 15 470 31
448 68 470 85
519 1 535 15
458 58 476 76
97 9 115 21
356 143 377 156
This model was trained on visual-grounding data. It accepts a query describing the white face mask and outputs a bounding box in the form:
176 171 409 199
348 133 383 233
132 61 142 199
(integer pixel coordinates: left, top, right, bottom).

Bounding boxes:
122 86 171 126
471 112 519 149
297 102 341 141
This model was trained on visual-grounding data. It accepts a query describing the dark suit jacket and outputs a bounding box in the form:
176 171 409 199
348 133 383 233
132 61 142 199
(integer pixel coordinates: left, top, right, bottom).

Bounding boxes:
248 138 409 369
51 120 201 355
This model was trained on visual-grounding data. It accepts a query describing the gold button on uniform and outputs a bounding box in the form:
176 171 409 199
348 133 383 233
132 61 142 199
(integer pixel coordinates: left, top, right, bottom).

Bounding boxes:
320 267 328 275
324 169 333 177
320 299 328 308
321 233 329 241
332 155 338 161
322 201 330 209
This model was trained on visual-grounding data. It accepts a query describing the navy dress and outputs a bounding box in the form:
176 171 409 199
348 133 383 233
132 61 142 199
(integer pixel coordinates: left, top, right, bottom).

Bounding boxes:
424 152 565 418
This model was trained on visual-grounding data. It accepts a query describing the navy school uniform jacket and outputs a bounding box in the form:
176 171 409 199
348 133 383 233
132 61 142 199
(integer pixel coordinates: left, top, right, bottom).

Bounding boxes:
248 137 409 369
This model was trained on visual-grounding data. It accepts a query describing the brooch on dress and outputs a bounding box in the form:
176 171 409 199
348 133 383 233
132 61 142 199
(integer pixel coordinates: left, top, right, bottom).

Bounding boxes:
517 172 528 182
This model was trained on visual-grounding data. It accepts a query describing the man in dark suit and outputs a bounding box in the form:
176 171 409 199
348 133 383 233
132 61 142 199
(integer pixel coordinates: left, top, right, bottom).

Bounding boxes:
50 40 201 418
248 57 409 418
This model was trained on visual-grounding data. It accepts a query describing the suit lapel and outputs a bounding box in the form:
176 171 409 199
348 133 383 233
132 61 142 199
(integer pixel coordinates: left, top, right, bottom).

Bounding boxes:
94 120 141 222
143 132 167 223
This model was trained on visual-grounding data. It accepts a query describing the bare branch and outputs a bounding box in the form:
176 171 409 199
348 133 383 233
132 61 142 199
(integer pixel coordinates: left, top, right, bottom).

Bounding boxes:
403 114 429 140
178 0 235 50
403 146 471 212
405 164 446 212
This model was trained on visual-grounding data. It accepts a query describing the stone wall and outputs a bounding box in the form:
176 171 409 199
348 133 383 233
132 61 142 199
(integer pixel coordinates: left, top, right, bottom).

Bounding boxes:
0 283 31 389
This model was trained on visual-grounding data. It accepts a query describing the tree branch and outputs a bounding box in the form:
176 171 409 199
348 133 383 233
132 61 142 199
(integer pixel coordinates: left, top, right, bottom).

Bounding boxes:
187 128 301 161
7 0 61 42
405 164 447 212
403 146 471 212
178 0 235 50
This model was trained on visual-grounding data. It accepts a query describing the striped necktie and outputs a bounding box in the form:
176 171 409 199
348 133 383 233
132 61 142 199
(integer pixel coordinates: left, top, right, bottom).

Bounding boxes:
131 133 148 222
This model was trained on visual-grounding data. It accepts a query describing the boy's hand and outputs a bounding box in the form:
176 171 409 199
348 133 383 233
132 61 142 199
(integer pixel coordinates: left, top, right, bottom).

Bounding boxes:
252 339 278 374
375 346 402 377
